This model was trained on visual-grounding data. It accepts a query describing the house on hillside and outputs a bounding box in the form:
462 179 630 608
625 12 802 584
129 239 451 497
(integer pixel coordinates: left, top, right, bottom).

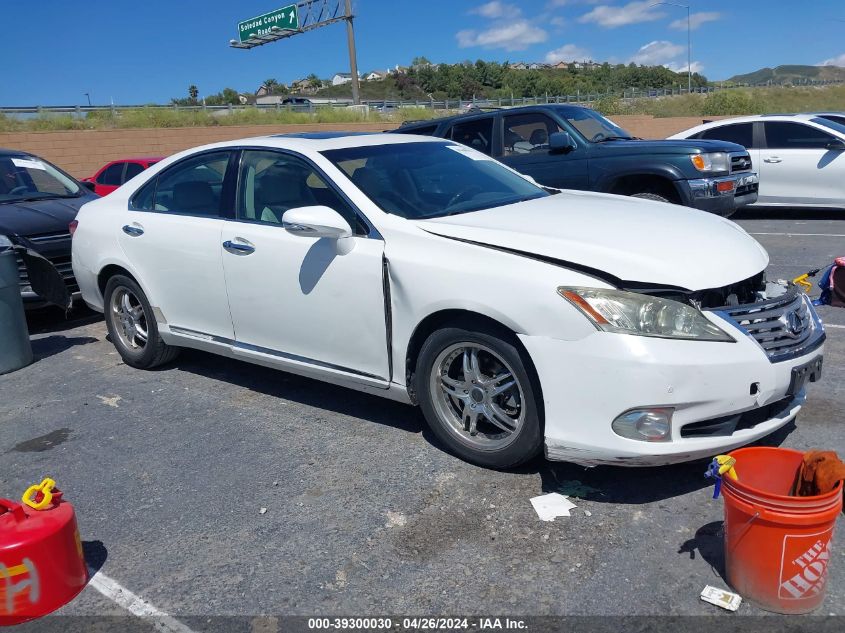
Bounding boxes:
393 65 410 75
528 62 548 70
290 78 318 93
332 72 363 86
551 61 569 70
255 83 288 97
508 62 528 70
365 70 388 81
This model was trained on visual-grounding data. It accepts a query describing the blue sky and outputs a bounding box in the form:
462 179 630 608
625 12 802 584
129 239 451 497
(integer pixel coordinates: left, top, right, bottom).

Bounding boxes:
4 0 845 106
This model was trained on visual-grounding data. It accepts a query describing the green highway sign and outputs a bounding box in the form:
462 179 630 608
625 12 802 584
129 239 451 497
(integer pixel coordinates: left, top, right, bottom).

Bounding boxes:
238 4 299 42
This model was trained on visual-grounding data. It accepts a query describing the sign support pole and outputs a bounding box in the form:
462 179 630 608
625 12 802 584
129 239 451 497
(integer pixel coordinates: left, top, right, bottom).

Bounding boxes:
344 0 361 105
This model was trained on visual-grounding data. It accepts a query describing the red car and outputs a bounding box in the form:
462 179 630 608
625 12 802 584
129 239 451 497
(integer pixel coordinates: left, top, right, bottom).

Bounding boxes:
83 157 162 196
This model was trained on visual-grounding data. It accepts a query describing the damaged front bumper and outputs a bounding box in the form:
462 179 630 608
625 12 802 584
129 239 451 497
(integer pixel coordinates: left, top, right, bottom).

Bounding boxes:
519 309 824 467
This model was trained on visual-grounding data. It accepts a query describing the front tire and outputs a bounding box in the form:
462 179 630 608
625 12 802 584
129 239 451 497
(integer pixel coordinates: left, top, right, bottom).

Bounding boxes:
103 275 179 369
415 324 543 468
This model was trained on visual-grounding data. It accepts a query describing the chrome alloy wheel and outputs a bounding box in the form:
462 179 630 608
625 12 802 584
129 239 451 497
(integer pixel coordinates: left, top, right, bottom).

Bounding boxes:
110 287 148 351
429 343 525 449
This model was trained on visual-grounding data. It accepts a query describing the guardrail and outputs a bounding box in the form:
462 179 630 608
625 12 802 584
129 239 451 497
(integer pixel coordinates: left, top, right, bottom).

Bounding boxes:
2 79 843 117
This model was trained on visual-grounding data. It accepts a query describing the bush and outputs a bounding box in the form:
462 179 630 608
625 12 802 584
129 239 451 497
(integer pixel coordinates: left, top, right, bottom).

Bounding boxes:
700 90 763 116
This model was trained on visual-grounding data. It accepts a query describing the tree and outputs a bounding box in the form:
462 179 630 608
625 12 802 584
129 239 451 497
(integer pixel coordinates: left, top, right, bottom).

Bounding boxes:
264 78 279 92
412 56 432 67
188 85 199 102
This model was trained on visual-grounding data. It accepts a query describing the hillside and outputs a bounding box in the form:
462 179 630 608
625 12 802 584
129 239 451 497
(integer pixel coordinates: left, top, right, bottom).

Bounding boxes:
727 64 845 85
315 61 706 101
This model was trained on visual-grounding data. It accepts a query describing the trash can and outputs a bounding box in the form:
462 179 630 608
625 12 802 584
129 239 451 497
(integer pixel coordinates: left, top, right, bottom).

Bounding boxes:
0 238 33 375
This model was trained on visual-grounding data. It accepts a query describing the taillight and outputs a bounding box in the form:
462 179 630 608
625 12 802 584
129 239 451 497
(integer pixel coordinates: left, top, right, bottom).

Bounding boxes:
69 220 78 236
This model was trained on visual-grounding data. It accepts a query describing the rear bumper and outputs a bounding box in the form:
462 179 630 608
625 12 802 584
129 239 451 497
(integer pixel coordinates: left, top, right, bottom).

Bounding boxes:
683 172 759 215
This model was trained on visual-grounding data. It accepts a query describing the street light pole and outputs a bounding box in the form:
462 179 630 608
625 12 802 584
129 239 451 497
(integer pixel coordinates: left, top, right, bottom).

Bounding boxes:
650 2 691 94
344 0 361 105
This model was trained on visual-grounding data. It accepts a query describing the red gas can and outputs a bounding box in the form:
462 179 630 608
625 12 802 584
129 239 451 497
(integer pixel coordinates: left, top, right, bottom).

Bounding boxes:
0 479 87 625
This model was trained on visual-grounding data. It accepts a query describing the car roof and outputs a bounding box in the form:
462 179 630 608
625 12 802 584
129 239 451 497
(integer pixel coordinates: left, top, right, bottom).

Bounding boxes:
399 103 588 128
695 113 823 127
167 132 449 157
108 156 164 163
269 131 376 140
0 148 34 158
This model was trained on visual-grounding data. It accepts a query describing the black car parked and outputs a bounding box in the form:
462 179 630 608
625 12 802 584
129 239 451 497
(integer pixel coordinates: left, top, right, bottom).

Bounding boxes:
0 149 98 307
395 105 759 217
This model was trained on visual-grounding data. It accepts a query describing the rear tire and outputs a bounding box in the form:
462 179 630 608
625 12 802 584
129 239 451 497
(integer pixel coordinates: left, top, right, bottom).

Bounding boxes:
103 275 179 369
414 324 543 469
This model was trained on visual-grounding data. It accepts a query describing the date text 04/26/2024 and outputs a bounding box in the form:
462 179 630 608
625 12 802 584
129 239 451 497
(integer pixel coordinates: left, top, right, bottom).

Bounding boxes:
307 618 528 630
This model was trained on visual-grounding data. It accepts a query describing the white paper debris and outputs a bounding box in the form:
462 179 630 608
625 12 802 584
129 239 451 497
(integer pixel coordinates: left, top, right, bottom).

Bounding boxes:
12 158 46 170
530 493 577 521
700 585 742 611
259 507 267 515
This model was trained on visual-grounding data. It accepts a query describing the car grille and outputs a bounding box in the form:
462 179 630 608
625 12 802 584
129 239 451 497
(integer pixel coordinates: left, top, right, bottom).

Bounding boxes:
711 289 824 362
730 152 753 173
680 396 796 438
16 253 79 295
735 181 759 196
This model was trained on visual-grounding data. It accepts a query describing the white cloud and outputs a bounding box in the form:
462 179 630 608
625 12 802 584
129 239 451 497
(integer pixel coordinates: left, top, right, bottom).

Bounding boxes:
579 1 665 28
629 40 702 73
545 44 592 63
550 16 566 27
457 21 549 51
820 53 845 67
470 1 521 19
670 11 722 31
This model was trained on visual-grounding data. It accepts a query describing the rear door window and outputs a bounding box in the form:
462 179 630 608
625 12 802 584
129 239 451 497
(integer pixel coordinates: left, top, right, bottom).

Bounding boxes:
124 162 144 181
98 163 125 185
763 122 835 149
449 117 495 155
697 123 755 148
150 151 230 216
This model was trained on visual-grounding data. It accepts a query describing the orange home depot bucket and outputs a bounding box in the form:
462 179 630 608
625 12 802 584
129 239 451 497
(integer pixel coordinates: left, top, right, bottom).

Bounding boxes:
721 447 842 614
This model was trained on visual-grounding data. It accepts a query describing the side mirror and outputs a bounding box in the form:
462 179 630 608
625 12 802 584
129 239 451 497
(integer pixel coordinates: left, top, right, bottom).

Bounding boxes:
549 132 576 154
826 139 845 151
282 205 353 239
80 181 96 193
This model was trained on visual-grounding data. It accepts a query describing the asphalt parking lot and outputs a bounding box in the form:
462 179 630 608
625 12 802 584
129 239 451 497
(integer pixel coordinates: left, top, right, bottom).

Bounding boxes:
2 209 844 628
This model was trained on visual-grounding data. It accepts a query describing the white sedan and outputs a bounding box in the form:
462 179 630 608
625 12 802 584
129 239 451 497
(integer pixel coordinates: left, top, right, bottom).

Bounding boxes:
669 114 845 209
71 133 825 468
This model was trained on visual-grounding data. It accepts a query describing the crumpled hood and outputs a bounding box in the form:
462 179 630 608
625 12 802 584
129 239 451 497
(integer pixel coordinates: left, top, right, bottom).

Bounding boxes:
416 191 768 291
0 196 92 237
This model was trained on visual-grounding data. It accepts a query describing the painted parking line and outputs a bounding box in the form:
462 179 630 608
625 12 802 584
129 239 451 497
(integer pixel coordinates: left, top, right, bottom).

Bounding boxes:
825 324 845 330
87 569 197 633
748 232 845 237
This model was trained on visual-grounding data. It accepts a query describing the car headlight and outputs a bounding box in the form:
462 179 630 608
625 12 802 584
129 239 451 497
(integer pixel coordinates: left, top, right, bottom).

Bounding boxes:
690 152 730 173
558 287 735 342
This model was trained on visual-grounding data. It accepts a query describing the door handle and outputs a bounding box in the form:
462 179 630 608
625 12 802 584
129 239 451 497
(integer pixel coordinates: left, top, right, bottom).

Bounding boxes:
223 240 255 255
122 225 144 237
763 157 782 163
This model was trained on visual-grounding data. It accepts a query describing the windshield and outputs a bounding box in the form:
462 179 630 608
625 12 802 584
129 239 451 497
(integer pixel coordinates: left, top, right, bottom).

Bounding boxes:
321 142 548 219
559 108 633 143
0 155 80 203
811 117 845 137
